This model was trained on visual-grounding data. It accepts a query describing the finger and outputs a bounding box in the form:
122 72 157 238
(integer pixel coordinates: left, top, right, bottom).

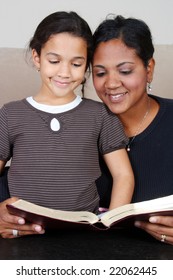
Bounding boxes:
135 221 173 236
6 222 45 233
149 216 173 227
144 228 173 245
1 212 25 225
1 228 44 239
135 221 173 245
0 197 25 225
31 224 45 233
0 221 45 238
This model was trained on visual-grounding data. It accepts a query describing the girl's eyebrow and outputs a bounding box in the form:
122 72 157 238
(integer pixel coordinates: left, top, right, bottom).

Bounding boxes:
46 52 85 60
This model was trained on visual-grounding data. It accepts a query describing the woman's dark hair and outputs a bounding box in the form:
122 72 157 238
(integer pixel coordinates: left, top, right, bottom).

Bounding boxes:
29 11 93 71
93 15 154 67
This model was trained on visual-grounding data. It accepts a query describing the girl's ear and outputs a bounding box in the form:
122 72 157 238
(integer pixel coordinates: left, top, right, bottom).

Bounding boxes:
32 49 40 70
147 58 155 83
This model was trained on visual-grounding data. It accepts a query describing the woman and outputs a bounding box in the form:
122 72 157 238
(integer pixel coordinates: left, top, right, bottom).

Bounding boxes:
92 15 173 245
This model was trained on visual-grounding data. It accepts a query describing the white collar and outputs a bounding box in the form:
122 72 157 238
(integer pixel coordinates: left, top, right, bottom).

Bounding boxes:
26 95 82 114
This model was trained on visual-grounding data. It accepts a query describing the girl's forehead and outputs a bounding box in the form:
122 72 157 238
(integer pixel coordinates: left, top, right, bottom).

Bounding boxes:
47 32 86 45
40 33 87 59
43 33 87 51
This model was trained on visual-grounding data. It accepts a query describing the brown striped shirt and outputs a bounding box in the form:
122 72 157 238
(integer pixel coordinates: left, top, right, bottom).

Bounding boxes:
0 98 128 212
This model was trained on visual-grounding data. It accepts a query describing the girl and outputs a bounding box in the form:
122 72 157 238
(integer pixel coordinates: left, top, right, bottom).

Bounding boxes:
0 11 134 238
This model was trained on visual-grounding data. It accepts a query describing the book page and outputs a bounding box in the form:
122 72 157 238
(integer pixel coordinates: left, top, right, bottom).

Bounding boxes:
10 199 99 224
100 194 173 227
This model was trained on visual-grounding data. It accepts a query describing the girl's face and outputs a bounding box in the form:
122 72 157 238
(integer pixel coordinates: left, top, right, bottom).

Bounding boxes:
92 39 154 115
32 33 87 104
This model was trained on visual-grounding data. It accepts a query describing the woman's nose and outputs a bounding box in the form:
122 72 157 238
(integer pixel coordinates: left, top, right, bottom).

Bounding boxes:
105 74 121 89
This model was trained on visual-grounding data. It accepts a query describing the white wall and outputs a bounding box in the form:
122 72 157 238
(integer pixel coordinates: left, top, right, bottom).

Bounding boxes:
0 0 173 48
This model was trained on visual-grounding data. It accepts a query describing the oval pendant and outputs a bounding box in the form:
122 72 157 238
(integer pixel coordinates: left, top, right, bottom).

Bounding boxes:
50 118 60 131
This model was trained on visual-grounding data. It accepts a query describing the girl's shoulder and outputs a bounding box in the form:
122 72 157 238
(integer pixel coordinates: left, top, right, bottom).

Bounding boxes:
2 99 26 110
81 97 117 118
82 97 109 111
82 97 102 106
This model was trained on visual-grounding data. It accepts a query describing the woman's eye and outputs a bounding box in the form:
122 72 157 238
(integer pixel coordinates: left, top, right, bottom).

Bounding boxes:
95 72 105 77
120 70 132 75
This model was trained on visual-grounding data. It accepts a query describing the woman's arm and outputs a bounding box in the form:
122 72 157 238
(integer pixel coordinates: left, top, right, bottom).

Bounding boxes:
103 148 134 210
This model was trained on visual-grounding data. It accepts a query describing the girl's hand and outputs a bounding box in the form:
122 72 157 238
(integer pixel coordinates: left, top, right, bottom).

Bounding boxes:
0 197 45 238
135 216 173 245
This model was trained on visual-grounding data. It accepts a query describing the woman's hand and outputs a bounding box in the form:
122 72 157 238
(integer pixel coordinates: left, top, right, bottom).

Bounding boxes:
135 216 173 245
0 197 45 238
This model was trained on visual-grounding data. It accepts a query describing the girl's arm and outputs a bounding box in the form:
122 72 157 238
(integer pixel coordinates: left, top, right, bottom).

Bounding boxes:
0 160 6 175
103 149 134 210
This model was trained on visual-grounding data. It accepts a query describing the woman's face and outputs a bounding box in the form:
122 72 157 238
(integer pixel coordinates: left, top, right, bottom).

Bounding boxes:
92 39 154 115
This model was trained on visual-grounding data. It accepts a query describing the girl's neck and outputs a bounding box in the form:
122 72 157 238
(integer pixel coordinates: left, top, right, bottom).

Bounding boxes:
119 96 159 137
34 90 76 106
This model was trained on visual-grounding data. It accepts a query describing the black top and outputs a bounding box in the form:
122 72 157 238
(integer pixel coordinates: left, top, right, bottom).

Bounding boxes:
97 95 173 207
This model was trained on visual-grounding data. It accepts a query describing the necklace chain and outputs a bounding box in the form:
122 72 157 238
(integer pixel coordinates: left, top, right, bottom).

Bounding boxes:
127 98 151 152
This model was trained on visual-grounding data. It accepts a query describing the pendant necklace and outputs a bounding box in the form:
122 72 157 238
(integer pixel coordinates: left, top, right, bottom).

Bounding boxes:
127 98 151 152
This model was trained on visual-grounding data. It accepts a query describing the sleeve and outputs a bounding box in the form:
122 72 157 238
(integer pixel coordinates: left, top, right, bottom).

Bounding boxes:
98 105 128 155
0 105 12 161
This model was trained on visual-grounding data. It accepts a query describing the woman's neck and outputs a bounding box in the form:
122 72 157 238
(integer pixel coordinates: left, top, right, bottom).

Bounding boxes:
119 96 159 137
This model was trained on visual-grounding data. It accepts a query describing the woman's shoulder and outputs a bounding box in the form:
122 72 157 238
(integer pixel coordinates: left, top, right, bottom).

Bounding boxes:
151 94 173 106
151 94 173 123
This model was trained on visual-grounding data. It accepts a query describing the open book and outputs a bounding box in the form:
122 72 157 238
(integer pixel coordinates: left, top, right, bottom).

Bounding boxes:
7 195 173 230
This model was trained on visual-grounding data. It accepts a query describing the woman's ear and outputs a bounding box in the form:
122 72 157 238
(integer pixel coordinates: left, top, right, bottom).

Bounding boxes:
32 49 40 71
147 58 155 83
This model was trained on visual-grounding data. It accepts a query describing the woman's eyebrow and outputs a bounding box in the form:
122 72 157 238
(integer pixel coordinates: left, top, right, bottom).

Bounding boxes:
93 62 134 69
116 62 134 67
93 65 105 69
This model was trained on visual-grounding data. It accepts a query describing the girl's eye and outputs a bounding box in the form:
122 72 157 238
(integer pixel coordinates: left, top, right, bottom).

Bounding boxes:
73 63 81 67
49 60 59 64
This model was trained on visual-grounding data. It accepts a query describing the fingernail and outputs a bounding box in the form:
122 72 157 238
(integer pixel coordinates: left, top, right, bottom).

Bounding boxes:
134 221 141 227
34 225 45 233
34 225 42 231
18 218 25 224
149 217 158 223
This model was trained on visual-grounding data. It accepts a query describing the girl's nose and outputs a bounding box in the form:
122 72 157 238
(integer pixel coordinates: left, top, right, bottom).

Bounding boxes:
57 63 70 78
